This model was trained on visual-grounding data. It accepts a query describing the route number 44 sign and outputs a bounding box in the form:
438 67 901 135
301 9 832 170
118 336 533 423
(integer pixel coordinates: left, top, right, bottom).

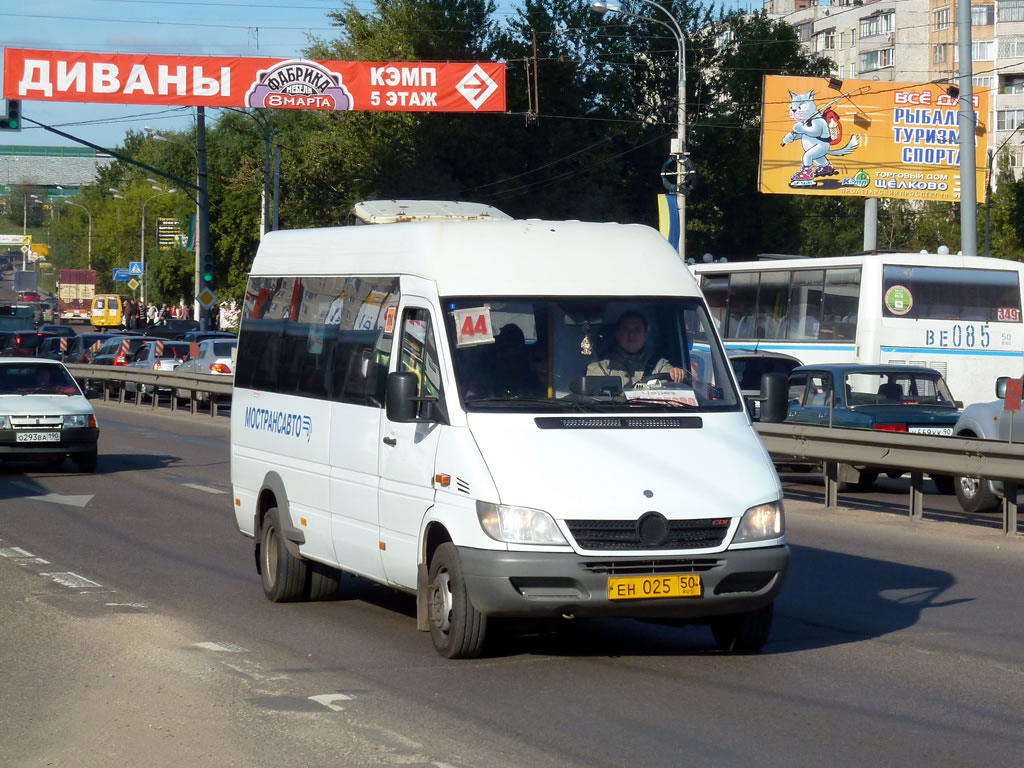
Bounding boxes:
454 306 494 347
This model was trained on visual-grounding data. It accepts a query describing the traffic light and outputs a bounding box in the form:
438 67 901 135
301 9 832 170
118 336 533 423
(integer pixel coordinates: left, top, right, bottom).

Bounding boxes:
201 251 214 286
0 100 21 131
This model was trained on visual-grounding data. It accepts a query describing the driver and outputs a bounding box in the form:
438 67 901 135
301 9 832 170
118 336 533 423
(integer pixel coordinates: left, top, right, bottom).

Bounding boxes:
586 311 686 388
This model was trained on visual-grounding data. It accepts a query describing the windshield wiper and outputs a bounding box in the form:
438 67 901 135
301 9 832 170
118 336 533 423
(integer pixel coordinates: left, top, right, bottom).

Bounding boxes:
465 397 601 412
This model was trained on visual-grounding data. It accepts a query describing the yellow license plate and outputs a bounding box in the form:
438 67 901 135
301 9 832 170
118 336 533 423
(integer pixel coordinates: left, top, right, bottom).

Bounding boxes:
607 574 702 601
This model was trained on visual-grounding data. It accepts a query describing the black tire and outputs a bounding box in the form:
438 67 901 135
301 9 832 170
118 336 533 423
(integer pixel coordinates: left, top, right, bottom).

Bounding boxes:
259 507 308 602
427 542 487 659
306 561 342 601
853 471 878 492
77 449 97 474
710 602 774 653
931 474 955 496
954 475 1000 514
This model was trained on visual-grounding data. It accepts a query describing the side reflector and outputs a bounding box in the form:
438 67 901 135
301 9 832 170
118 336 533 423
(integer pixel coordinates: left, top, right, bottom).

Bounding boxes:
434 473 451 487
300 517 307 526
379 541 386 550
235 498 241 507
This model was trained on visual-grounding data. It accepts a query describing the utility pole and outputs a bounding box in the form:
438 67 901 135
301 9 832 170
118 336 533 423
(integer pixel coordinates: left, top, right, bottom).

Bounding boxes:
984 149 993 258
197 106 211 331
863 198 878 250
957 0 978 256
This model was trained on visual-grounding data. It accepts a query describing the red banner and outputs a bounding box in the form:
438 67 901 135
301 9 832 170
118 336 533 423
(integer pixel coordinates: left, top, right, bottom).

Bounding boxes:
3 48 505 113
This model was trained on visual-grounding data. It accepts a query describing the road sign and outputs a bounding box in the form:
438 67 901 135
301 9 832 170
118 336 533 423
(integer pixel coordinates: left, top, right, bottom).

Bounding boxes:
113 268 130 281
1005 379 1022 413
196 287 219 310
0 234 26 245
129 262 143 275
20 245 29 254
128 278 140 291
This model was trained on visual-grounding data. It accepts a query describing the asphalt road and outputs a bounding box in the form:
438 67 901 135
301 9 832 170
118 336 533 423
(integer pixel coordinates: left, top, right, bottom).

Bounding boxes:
1 402 1022 767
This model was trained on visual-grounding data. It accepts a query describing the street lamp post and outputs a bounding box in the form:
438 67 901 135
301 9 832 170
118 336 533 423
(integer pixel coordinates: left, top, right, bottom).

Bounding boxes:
61 199 93 270
22 193 40 270
592 0 687 258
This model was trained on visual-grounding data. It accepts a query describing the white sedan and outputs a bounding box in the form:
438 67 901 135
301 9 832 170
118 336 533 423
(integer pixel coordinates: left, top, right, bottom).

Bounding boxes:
174 338 236 402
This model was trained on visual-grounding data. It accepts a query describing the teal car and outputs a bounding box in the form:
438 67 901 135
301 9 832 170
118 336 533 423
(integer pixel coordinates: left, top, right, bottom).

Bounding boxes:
785 363 962 491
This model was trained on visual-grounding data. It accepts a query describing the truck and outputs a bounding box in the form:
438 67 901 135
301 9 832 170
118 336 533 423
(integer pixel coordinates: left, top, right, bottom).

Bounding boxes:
13 270 38 295
58 269 96 322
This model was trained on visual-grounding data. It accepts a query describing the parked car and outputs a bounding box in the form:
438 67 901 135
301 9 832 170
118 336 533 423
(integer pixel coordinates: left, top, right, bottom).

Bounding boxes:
785 363 962 491
144 319 200 340
125 340 192 397
91 335 160 368
726 349 802 419
0 330 57 357
174 337 236 402
181 330 236 344
38 324 77 338
64 333 112 364
950 376 1024 513
38 337 67 361
0 358 99 472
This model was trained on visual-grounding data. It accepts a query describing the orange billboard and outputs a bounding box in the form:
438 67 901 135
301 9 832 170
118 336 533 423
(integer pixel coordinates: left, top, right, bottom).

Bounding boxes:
3 48 505 113
759 75 987 203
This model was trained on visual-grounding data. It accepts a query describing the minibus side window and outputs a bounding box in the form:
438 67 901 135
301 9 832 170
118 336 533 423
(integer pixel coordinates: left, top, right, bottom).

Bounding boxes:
399 308 443 417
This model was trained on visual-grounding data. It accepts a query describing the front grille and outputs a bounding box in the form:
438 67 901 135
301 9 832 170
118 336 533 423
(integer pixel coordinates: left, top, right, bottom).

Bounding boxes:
10 414 63 428
582 558 723 575
566 518 730 550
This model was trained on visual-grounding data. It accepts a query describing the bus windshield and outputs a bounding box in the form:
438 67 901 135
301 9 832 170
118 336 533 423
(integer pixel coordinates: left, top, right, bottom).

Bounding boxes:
442 297 741 413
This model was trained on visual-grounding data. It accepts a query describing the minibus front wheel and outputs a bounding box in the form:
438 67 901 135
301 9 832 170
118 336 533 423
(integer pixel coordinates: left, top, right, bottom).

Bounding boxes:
710 601 774 653
427 543 487 659
260 508 308 602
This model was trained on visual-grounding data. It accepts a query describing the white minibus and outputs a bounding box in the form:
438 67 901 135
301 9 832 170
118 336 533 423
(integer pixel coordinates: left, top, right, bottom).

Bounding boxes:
230 219 790 658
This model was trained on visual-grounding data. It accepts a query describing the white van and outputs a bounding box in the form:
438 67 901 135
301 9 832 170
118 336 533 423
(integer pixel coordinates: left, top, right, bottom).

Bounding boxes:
230 219 790 658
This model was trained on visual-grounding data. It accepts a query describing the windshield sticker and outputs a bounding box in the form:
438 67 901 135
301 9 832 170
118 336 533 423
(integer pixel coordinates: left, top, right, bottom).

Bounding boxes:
624 388 698 407
998 307 1020 322
885 285 913 315
384 305 397 334
454 306 495 347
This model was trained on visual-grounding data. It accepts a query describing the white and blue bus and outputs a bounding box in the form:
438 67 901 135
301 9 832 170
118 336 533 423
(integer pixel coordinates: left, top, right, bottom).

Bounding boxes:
694 252 1024 407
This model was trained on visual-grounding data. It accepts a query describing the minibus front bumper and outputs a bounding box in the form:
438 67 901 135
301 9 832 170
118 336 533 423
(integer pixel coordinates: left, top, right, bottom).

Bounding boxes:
456 545 789 619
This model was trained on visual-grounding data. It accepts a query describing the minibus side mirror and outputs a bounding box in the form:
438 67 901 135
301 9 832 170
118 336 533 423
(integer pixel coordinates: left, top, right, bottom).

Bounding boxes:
758 373 789 423
996 376 1009 399
385 371 448 425
386 372 419 423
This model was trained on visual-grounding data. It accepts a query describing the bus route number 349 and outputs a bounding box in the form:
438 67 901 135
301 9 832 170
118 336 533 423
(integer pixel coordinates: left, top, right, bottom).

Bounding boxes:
926 325 991 349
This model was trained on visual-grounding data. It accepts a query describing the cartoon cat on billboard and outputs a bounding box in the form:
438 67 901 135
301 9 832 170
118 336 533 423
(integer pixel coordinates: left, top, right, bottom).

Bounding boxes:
781 89 860 187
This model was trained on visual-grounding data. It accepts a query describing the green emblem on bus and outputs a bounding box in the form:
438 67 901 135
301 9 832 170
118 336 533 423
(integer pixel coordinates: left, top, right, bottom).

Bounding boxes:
885 285 913 315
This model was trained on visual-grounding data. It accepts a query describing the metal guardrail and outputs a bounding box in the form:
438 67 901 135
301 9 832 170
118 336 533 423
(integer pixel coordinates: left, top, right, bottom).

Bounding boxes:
65 363 233 417
59 362 1021 535
755 422 1022 535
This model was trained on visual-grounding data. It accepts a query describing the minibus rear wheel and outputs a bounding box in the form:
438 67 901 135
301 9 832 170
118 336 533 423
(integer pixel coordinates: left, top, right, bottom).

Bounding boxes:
710 602 773 653
260 507 308 602
427 543 487 659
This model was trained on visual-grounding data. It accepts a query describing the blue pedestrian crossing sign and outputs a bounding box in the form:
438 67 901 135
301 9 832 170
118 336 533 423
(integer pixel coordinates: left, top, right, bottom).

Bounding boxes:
129 261 144 275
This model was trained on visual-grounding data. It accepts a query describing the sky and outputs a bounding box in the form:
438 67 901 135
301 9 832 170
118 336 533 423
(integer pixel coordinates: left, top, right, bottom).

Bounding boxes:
0 0 752 151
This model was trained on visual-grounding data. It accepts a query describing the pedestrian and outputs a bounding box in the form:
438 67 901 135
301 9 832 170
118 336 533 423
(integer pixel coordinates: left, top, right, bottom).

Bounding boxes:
210 302 220 330
147 301 158 326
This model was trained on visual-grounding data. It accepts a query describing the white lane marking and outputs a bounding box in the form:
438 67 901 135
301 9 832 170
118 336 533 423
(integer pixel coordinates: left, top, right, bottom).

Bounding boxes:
0 546 36 558
182 483 228 495
309 693 353 712
193 641 249 653
433 763 461 768
105 602 148 609
40 571 103 589
10 481 94 508
220 659 291 683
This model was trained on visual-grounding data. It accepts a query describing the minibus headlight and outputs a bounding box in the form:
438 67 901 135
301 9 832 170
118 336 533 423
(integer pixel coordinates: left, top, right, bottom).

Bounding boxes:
734 501 785 543
63 414 90 428
0 415 9 429
476 502 568 545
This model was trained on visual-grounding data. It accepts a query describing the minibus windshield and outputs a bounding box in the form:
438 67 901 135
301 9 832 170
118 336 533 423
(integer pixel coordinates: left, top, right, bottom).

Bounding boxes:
442 297 741 413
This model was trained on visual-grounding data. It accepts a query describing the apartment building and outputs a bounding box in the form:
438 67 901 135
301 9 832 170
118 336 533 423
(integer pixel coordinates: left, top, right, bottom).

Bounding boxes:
767 0 1024 179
